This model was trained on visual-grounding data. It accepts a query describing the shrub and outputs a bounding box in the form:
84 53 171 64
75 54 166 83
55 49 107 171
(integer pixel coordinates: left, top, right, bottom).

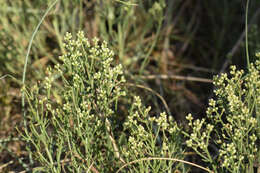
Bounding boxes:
184 54 260 172
22 31 185 172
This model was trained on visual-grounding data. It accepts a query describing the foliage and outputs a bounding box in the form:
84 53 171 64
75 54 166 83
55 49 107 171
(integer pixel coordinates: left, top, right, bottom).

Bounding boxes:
22 31 185 172
1 0 260 172
185 55 260 172
121 96 185 172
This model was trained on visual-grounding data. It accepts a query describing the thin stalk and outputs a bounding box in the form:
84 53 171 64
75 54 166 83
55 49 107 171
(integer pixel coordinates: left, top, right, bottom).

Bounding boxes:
21 0 59 166
245 0 250 68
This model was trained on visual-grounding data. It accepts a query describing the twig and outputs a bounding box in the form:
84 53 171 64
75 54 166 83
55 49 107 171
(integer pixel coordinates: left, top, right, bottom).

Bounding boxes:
105 118 126 164
138 74 213 83
93 103 126 164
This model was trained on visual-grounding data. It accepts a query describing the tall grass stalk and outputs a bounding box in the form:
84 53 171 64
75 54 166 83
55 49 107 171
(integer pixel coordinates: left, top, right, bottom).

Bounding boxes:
245 0 250 68
21 0 59 168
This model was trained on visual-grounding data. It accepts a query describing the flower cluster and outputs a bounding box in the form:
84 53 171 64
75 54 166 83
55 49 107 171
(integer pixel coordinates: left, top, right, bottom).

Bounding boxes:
122 96 181 162
54 31 126 119
24 31 128 172
185 57 260 172
185 115 214 163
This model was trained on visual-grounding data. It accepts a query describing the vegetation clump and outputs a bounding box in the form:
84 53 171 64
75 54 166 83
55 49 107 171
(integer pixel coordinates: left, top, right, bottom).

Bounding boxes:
23 31 186 172
1 1 260 172
185 55 260 172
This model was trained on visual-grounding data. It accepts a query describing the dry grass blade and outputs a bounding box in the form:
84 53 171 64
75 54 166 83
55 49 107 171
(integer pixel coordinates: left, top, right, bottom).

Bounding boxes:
0 160 14 171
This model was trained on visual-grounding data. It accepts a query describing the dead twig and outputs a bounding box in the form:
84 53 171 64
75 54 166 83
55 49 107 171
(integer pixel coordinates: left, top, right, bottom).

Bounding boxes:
138 74 213 83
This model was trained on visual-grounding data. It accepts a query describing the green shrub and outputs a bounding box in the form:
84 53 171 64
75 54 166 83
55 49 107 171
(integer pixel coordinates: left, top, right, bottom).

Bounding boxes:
22 31 185 172
184 55 260 172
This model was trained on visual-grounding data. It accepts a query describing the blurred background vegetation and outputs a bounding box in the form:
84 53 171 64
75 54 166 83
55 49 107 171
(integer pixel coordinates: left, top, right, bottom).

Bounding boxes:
0 0 260 172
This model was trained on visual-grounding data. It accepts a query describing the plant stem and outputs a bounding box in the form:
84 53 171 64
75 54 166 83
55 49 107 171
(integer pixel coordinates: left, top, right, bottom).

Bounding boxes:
245 0 250 68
